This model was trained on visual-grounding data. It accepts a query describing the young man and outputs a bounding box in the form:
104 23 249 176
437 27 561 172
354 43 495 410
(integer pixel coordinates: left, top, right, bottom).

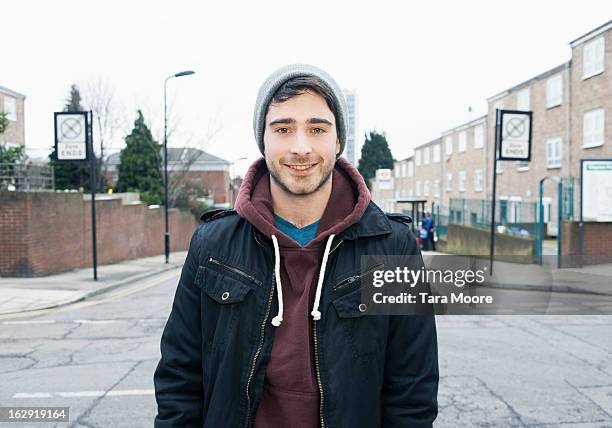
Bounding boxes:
154 64 439 427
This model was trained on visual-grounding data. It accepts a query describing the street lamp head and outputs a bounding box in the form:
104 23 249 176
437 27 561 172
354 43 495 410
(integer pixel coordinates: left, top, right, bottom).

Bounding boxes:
174 70 195 77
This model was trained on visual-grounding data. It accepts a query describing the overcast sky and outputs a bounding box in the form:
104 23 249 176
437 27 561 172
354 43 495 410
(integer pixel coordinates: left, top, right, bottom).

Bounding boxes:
3 0 611 176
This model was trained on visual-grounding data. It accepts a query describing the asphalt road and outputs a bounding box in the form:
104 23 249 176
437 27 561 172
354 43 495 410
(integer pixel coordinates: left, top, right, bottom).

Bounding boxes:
1 269 611 427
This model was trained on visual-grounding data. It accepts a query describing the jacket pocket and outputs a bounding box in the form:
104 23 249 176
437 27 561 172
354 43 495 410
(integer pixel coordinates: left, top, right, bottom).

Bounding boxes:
332 286 387 362
195 263 257 351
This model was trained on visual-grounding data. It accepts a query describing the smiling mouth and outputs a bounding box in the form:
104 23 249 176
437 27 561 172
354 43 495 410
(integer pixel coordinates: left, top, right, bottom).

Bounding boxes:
284 163 318 173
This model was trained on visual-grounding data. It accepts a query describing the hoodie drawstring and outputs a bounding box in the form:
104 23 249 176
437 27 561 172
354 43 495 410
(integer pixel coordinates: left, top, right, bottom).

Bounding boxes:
270 234 336 327
271 235 284 327
311 234 335 321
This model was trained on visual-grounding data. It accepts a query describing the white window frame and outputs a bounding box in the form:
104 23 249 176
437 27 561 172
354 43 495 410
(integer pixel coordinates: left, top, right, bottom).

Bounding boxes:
546 137 562 168
424 180 429 197
446 172 452 191
408 161 414 177
473 125 484 149
582 108 605 149
433 144 440 163
423 147 430 165
458 131 467 152
416 180 421 197
458 171 466 192
546 74 562 108
474 169 483 192
434 179 440 197
3 96 17 121
583 35 605 80
445 136 453 155
415 150 421 166
517 88 530 111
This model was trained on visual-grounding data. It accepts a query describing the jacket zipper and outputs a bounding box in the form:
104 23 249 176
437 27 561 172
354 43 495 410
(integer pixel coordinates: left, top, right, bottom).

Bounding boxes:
208 257 262 287
244 275 275 427
313 317 325 427
332 262 385 292
312 238 344 428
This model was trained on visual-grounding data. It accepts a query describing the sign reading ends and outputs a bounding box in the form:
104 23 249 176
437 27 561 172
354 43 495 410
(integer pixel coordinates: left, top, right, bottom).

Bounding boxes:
54 112 88 161
498 110 532 161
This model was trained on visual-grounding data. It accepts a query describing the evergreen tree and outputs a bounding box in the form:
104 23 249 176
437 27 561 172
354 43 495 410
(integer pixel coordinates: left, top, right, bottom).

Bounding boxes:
357 130 395 187
64 84 84 111
115 110 164 205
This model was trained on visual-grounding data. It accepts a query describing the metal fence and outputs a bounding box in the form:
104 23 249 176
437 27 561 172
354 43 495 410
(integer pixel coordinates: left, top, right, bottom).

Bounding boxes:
447 198 538 238
0 163 54 191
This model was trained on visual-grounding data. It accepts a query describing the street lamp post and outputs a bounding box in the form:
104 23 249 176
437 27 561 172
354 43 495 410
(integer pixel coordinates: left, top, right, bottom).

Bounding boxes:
163 70 195 264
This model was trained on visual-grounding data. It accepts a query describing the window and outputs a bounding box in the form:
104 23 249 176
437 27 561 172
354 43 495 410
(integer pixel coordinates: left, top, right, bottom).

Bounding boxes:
401 163 407 177
445 136 453 155
416 180 421 197
474 169 483 192
415 150 421 166
583 108 605 148
408 161 414 177
394 166 400 178
517 88 530 111
424 180 429 196
517 161 529 171
474 125 484 149
458 131 467 152
434 179 440 197
546 137 562 168
546 74 562 108
433 144 440 163
458 171 466 192
423 147 430 165
583 36 605 79
3 96 17 121
446 173 452 191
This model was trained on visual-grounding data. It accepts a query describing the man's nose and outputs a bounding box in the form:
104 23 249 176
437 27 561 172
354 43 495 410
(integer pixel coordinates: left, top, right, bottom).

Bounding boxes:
289 129 312 156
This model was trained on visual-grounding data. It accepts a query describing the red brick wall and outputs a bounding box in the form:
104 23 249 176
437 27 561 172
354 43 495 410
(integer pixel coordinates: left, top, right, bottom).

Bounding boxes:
562 221 612 259
0 192 198 277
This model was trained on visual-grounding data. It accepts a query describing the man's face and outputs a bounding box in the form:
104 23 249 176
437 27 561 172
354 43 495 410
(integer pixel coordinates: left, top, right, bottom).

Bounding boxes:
263 90 340 196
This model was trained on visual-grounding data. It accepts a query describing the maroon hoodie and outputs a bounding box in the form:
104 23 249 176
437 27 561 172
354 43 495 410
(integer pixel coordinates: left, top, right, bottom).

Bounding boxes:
234 156 371 428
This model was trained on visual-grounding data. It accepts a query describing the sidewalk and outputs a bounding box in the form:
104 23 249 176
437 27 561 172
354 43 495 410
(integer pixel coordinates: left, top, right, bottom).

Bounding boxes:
0 251 187 316
422 250 612 296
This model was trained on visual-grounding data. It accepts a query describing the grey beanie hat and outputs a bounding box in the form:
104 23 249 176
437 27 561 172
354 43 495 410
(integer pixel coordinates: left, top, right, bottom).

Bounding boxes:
253 63 348 157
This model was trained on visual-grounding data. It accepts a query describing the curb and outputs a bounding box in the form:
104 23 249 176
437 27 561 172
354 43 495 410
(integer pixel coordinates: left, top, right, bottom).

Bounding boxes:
482 282 612 296
0 264 182 317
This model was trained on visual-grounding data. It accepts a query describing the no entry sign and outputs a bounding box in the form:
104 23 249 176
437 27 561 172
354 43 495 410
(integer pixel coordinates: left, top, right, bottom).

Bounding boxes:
54 112 89 161
497 110 532 161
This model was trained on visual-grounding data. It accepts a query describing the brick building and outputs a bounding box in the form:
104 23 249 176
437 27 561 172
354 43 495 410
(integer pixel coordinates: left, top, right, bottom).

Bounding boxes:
413 138 443 212
105 148 234 207
569 21 612 213
371 19 610 246
486 62 571 234
0 85 26 148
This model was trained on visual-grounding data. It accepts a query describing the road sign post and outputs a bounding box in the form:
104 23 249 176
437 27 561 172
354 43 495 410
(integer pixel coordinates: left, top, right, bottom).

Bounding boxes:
489 109 533 274
54 111 98 281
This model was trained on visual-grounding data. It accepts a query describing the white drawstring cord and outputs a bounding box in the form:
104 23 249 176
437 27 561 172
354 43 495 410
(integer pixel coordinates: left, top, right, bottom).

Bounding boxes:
271 235 284 327
311 234 335 321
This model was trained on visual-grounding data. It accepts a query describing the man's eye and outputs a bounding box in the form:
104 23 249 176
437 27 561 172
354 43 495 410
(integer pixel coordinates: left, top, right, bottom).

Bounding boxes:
275 128 290 134
312 128 326 134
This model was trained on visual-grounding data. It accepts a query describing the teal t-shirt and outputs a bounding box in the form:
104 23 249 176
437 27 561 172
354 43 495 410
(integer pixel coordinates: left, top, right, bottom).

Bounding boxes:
274 215 320 247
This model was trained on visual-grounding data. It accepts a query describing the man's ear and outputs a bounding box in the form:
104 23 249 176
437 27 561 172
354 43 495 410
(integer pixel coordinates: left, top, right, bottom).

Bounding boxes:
336 139 340 155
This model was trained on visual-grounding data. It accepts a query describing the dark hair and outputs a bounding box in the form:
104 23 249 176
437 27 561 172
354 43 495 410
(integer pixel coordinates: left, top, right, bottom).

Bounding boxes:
270 76 339 126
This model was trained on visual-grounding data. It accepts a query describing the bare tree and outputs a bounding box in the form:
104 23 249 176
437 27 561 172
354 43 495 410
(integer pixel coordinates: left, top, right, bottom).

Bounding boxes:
167 110 223 209
81 78 125 189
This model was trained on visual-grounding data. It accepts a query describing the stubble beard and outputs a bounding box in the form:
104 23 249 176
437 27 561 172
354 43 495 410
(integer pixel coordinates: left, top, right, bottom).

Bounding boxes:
267 156 335 197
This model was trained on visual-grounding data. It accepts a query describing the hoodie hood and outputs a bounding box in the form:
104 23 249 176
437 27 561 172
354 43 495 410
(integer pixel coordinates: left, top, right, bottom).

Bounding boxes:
235 156 371 247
